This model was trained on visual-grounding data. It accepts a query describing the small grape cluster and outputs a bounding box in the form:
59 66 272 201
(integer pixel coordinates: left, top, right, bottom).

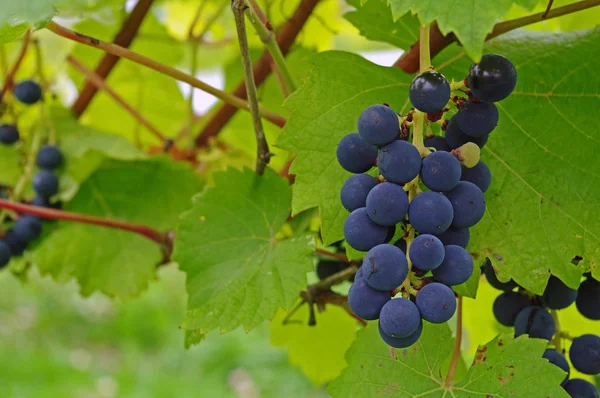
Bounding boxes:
335 54 518 350
488 265 600 397
0 80 64 269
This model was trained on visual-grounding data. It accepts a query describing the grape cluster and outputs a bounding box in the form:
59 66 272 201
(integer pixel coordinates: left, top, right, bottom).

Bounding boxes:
0 80 63 269
336 54 518 349
487 264 600 396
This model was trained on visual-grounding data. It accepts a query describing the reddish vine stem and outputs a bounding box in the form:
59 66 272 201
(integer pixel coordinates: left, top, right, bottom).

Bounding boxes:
393 0 600 73
67 55 170 145
72 0 154 117
445 295 463 386
543 0 555 18
195 0 320 147
0 199 167 246
315 248 352 264
0 29 32 99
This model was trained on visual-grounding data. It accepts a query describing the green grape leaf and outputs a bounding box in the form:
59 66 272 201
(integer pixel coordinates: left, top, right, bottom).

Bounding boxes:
29 157 202 298
271 306 358 385
174 168 314 338
0 145 23 187
386 0 537 61
329 322 569 397
277 51 411 245
345 0 420 49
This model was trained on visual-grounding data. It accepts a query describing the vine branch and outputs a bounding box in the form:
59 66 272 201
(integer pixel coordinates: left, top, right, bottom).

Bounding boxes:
0 199 168 247
315 248 352 264
393 0 600 73
445 295 463 386
72 0 155 117
45 21 287 128
0 29 32 99
543 0 555 18
232 0 272 175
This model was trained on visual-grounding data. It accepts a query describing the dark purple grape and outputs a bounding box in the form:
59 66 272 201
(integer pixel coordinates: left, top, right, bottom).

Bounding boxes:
468 54 517 103
336 133 378 173
541 275 577 310
445 116 489 149
365 182 408 226
461 161 491 192
455 101 499 137
435 227 470 248
378 140 421 184
431 245 474 286
420 151 461 192
408 192 453 234
348 278 390 320
445 181 486 228
409 71 451 113
416 282 456 323
358 104 399 147
362 244 408 291
424 136 450 152
340 174 378 212
343 208 388 252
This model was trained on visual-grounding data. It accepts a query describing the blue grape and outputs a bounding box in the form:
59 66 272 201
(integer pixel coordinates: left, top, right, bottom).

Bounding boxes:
362 244 408 291
31 196 50 208
468 54 517 103
435 227 470 248
365 182 408 226
564 379 599 398
541 275 578 310
461 161 491 192
420 151 461 192
409 234 444 271
408 192 453 234
378 319 422 349
12 216 42 244
377 140 421 184
514 306 555 341
13 80 42 104
432 245 474 286
576 278 600 320
344 208 388 251
0 240 11 268
416 282 456 323
570 334 600 375
455 101 499 137
379 298 421 337
354 266 364 281
348 278 390 320
33 170 59 199
446 181 486 228
542 350 569 387
4 230 26 255
409 71 450 113
36 145 63 170
0 124 19 144
482 261 517 291
336 133 378 173
340 174 378 212
445 116 489 149
357 104 399 147
492 291 531 326
424 136 450 152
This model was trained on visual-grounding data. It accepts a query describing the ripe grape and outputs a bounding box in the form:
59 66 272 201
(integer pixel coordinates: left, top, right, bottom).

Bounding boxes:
336 133 378 173
564 378 599 398
31 196 50 208
354 266 364 281
4 230 26 255
0 124 19 144
316 260 349 280
492 291 531 326
514 306 555 341
482 262 517 291
362 244 408 291
455 101 499 137
420 151 461 192
408 192 453 234
0 240 11 268
576 278 600 320
344 208 389 251
348 278 390 320
461 161 491 192
416 282 456 323
409 71 451 113
377 140 421 184
33 170 59 199
378 320 422 349
468 54 517 103
340 174 378 212
542 350 569 387
379 298 421 337
435 227 470 248
365 182 408 226
431 245 474 286
13 80 43 104
541 275 578 310
358 104 399 147
424 136 450 152
409 234 445 271
445 181 486 228
569 334 600 375
36 145 64 170
445 116 489 149
13 216 43 244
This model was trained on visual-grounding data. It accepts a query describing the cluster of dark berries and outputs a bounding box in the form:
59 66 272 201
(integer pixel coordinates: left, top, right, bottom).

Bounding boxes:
0 80 43 146
488 264 600 397
334 54 519 350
